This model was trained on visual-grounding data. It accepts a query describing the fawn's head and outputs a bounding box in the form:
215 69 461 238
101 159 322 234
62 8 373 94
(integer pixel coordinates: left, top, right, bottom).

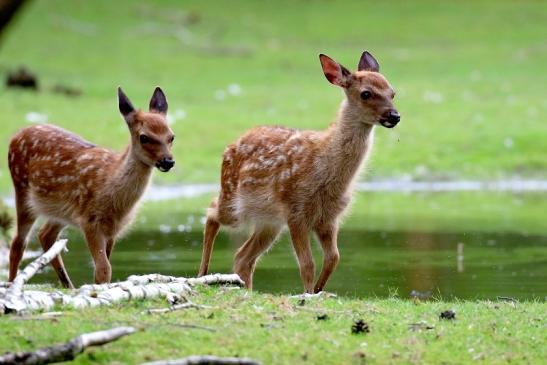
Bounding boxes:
118 87 175 172
320 51 400 128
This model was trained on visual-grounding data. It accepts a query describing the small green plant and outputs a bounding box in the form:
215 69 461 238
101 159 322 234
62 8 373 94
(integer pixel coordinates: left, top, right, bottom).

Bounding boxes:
0 201 13 243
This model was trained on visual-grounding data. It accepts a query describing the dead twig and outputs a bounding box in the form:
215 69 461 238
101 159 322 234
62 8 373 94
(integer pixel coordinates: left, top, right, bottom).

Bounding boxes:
145 302 211 314
0 326 135 365
141 356 261 365
497 296 518 303
169 323 217 332
10 312 63 321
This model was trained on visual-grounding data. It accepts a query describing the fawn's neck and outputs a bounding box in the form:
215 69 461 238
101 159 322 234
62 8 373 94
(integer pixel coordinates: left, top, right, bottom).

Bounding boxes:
108 145 153 213
321 99 375 194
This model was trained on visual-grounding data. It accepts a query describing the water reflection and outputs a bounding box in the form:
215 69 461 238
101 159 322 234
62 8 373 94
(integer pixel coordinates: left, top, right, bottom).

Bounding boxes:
31 227 546 300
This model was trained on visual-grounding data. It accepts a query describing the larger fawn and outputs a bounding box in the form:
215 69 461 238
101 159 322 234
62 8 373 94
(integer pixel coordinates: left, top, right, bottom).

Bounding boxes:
7 87 175 287
198 51 400 293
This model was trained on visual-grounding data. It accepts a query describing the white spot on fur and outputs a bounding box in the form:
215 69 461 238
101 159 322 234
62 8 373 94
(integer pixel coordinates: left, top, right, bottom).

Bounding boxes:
280 170 290 181
80 165 96 174
78 154 94 162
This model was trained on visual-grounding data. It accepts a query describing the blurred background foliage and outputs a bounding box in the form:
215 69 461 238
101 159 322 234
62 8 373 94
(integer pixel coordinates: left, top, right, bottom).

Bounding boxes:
0 0 545 193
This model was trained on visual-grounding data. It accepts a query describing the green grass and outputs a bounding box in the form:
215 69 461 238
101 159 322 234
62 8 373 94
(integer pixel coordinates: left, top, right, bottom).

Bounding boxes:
0 286 544 364
1 0 547 194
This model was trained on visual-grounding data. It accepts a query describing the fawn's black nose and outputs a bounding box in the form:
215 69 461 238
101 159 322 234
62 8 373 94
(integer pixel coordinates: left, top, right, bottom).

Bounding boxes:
157 158 175 172
388 110 400 123
380 109 400 128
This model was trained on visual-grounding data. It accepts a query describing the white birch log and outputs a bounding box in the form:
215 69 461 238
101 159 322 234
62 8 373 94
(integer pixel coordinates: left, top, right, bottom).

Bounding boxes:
0 239 67 313
1 274 243 314
0 326 135 365
141 356 262 365
0 238 244 314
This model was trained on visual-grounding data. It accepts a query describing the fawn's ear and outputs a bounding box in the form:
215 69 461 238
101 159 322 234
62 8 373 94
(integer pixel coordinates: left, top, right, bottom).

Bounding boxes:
319 54 352 88
118 87 136 123
149 87 168 115
358 51 380 72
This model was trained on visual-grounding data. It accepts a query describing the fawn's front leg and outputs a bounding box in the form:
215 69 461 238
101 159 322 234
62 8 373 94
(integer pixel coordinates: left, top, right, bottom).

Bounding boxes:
288 222 315 293
313 222 340 293
83 227 111 284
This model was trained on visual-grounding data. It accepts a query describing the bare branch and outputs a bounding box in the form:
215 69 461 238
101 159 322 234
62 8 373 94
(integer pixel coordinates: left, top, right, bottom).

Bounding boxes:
0 326 135 365
0 239 68 313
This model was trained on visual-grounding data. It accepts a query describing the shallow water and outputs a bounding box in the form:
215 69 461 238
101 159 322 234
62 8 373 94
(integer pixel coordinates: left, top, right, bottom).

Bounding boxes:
34 227 547 300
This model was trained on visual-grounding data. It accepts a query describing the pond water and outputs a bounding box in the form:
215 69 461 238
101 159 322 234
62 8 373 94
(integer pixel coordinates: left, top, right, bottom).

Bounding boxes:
34 226 546 300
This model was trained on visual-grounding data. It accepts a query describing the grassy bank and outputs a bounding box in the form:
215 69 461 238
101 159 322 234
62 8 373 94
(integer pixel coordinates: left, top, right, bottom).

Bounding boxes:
0 286 544 364
1 0 547 194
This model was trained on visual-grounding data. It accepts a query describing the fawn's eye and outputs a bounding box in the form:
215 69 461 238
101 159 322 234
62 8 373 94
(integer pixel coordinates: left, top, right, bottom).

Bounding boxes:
168 135 175 144
140 135 151 144
360 91 372 100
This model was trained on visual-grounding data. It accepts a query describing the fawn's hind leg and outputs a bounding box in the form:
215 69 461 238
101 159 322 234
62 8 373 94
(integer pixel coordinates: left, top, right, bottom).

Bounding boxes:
198 218 220 276
8 190 36 282
198 198 223 276
38 221 73 288
233 225 281 289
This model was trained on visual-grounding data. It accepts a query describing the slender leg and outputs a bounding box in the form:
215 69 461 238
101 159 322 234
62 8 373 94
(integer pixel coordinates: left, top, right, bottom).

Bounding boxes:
233 225 281 289
8 191 36 282
38 221 73 288
106 238 115 259
313 222 340 293
288 222 315 293
83 227 111 284
198 217 220 276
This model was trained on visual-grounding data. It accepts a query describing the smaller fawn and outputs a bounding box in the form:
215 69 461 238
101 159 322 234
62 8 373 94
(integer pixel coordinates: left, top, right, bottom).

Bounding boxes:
198 51 400 293
7 87 175 287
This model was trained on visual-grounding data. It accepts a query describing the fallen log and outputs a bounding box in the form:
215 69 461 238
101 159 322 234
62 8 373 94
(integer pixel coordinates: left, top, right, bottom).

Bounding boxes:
141 356 262 365
0 239 244 314
1 273 242 314
0 326 135 365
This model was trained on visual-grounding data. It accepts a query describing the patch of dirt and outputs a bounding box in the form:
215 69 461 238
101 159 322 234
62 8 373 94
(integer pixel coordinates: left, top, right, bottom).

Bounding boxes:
6 67 38 90
52 84 81 97
439 310 456 320
316 313 328 321
351 319 370 334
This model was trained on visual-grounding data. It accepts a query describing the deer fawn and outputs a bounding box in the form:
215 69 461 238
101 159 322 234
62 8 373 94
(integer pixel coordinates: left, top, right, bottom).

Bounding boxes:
198 51 400 293
7 87 175 287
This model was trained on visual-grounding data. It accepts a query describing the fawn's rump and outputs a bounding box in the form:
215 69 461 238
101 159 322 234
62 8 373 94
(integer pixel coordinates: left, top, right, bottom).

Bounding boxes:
8 124 113 222
209 125 325 228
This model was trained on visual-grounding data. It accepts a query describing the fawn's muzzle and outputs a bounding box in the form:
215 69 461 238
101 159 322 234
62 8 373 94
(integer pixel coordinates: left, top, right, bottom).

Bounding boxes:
157 158 175 172
379 109 400 129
